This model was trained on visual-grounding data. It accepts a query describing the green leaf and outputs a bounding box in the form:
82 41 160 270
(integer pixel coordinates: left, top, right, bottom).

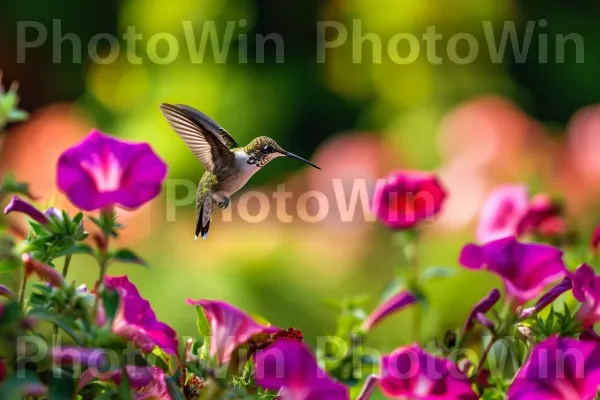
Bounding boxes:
195 305 211 352
419 266 457 283
111 249 147 267
52 243 94 259
101 289 120 323
118 366 133 400
165 376 185 400
7 108 28 122
48 367 76 400
27 309 85 346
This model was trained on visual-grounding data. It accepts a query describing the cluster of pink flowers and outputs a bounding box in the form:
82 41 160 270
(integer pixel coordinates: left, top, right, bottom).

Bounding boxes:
3 129 600 399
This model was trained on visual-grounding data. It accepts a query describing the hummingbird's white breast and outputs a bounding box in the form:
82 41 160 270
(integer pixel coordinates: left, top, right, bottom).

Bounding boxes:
220 150 260 195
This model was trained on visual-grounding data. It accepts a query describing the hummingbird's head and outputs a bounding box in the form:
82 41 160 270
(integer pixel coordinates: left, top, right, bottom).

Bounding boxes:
244 136 321 170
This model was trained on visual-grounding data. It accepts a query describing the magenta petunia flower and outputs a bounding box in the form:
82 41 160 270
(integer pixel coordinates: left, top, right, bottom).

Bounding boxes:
105 276 178 355
571 264 600 328
362 290 418 331
459 237 566 306
476 184 529 243
3 196 50 225
516 193 565 238
462 288 501 335
57 129 167 211
508 336 600 400
186 299 279 365
373 171 447 230
379 344 477 400
254 339 349 400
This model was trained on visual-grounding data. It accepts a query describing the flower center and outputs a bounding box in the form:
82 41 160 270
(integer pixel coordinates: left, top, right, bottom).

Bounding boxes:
81 152 122 192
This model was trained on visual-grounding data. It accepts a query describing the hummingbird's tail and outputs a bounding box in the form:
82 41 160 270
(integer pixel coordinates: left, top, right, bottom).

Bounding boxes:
194 207 210 240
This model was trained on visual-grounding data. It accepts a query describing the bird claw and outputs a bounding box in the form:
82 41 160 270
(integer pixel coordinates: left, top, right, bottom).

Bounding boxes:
219 197 230 209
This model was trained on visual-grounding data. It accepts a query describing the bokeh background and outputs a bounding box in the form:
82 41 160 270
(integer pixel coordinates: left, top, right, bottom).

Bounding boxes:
1 0 599 352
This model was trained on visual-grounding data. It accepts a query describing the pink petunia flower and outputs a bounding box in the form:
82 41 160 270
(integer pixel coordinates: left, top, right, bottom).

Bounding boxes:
373 171 447 230
79 365 170 399
379 344 477 400
476 186 564 243
459 237 566 306
254 339 349 400
105 276 178 355
508 336 600 400
186 299 279 365
362 290 418 331
476 185 529 243
571 264 600 328
56 129 167 211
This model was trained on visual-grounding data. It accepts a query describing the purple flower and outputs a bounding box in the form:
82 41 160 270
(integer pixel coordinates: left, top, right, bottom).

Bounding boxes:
105 276 178 355
186 299 279 365
462 288 501 335
508 336 600 400
0 284 13 298
373 171 447 230
519 277 573 319
57 129 167 211
571 264 600 328
477 185 529 243
362 290 418 331
52 346 109 367
3 196 49 225
254 339 349 400
379 344 477 400
459 237 566 306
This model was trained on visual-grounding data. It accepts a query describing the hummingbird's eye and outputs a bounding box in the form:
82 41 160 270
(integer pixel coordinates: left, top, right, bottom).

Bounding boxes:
263 145 275 153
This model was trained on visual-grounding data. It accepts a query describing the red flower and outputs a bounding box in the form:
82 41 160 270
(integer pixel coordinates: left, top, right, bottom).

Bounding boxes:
373 171 447 230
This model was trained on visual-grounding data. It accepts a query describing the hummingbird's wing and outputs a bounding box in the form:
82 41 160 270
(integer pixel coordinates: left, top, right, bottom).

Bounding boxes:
174 104 239 149
160 103 234 174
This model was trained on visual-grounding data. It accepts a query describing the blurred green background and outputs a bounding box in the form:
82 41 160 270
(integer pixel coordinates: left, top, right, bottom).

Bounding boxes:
1 0 599 352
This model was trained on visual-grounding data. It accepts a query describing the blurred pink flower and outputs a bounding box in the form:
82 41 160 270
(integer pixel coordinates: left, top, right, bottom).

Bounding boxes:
476 186 564 243
57 129 167 211
379 344 477 399
508 336 600 400
476 185 528 243
186 299 279 365
254 339 348 400
459 237 566 306
568 105 600 179
571 264 600 328
362 290 418 331
373 171 447 230
591 225 600 252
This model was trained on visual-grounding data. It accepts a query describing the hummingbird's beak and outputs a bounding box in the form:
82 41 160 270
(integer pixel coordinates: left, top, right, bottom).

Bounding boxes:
283 151 321 170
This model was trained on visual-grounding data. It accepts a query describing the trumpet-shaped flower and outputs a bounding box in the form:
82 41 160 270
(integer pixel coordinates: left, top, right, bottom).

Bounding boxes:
379 344 477 399
105 276 178 355
362 290 418 331
254 339 349 400
459 237 566 306
57 129 167 211
508 336 600 400
186 299 279 365
571 264 600 327
373 171 447 230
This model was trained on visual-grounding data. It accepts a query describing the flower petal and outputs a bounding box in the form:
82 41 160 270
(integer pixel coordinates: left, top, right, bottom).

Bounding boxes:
3 196 49 225
362 290 418 331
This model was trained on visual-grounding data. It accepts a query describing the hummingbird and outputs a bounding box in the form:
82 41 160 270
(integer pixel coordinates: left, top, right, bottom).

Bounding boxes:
159 103 321 240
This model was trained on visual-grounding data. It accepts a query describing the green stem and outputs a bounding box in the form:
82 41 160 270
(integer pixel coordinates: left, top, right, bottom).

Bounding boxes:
92 259 107 322
18 270 28 308
476 336 497 373
61 255 72 279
